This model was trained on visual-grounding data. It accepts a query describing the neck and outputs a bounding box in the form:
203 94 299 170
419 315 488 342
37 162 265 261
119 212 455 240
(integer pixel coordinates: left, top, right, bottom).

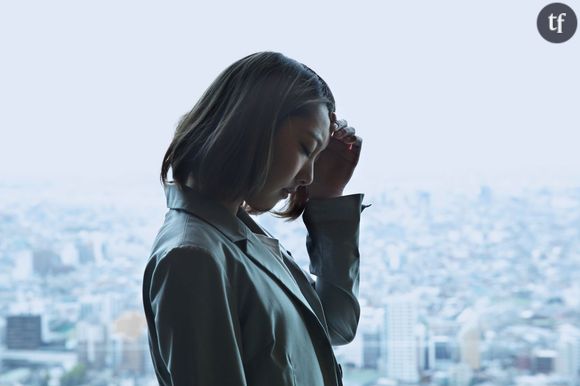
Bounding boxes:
184 176 242 216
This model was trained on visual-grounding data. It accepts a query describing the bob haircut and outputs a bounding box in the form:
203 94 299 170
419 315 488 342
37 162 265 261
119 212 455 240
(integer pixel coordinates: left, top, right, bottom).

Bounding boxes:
161 51 336 220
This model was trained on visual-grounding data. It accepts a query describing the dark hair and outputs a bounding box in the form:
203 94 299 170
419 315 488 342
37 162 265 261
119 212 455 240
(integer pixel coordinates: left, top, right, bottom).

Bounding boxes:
161 51 335 220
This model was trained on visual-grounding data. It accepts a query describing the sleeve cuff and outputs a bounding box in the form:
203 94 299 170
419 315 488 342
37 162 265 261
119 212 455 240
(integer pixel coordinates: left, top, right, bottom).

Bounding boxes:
303 193 370 223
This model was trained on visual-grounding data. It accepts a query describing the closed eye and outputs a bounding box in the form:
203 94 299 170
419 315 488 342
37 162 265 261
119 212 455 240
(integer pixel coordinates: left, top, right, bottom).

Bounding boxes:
300 144 313 157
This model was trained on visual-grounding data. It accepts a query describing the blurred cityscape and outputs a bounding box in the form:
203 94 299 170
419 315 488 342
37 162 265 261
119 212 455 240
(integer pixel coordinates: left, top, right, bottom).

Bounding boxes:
1 180 579 386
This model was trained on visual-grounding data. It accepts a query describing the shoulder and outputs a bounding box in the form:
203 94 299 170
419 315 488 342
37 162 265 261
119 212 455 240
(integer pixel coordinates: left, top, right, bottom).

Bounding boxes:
151 210 230 258
145 210 246 282
149 245 224 282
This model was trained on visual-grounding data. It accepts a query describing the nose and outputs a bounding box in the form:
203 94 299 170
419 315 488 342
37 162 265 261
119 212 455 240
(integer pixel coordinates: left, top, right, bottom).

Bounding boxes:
295 160 314 186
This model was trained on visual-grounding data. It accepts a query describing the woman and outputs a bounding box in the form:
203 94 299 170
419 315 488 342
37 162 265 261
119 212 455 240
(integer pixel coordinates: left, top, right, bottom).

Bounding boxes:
142 51 369 386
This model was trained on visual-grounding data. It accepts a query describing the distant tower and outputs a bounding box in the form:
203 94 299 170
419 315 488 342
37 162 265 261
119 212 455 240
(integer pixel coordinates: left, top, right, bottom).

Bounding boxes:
110 311 148 374
382 294 419 383
448 362 473 386
429 335 455 371
458 322 481 370
32 249 62 276
532 349 556 374
76 321 107 369
361 306 384 369
416 191 431 221
5 315 42 349
76 239 95 264
555 324 580 382
478 185 493 205
417 323 428 371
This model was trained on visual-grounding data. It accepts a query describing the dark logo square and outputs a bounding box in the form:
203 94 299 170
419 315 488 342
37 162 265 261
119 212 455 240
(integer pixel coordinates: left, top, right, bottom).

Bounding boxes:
537 3 577 43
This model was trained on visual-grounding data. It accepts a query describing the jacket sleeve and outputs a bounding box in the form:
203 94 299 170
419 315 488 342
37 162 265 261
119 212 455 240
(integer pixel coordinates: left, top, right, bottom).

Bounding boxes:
148 245 247 385
302 193 369 346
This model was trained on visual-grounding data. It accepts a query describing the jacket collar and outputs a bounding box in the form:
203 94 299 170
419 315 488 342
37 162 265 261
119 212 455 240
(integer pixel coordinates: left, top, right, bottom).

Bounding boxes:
164 183 327 331
165 183 251 243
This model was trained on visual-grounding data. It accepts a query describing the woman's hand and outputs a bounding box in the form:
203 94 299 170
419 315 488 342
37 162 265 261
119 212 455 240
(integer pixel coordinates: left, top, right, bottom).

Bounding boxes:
306 112 362 199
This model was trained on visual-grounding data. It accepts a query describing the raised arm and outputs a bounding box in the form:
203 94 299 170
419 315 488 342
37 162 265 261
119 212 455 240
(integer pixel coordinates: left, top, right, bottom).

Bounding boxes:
302 193 369 346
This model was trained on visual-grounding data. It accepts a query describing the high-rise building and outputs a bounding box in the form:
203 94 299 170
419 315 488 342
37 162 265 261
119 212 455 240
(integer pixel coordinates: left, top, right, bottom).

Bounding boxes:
5 315 42 350
533 349 557 374
76 322 107 369
76 240 95 264
359 305 384 369
363 331 381 369
458 322 480 370
429 335 455 371
417 324 428 371
32 249 62 276
448 362 473 386
110 311 148 375
555 324 580 382
381 294 419 383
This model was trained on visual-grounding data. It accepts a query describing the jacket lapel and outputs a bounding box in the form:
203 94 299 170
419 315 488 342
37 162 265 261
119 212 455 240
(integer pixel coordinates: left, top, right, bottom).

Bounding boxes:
236 209 330 335
281 253 329 335
236 235 318 317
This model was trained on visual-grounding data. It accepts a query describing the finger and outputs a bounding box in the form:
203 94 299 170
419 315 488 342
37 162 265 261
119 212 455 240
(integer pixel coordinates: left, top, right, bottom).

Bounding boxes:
331 121 340 133
329 113 339 132
344 136 357 144
325 135 362 163
333 125 356 140
336 119 348 129
330 133 359 149
340 135 361 148
330 117 340 134
341 126 356 136
348 136 363 153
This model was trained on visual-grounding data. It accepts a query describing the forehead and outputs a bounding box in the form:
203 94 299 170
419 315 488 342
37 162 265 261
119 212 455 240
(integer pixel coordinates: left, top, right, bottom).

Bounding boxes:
291 104 331 144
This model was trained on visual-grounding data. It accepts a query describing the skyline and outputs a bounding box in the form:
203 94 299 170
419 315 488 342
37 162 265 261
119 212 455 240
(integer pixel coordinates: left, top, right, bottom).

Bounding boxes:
2 180 579 385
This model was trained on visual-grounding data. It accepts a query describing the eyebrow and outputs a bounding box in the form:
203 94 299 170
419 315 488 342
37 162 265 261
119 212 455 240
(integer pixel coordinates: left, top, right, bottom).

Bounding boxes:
307 131 329 150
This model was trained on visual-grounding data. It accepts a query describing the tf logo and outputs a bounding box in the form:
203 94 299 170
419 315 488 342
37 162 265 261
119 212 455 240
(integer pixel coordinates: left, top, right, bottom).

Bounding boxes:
537 3 577 43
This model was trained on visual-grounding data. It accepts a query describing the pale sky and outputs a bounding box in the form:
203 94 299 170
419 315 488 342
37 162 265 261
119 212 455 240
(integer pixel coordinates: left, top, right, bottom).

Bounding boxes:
1 0 579 194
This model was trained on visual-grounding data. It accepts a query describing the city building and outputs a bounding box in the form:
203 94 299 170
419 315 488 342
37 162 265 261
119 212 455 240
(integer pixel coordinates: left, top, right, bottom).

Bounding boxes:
382 294 419 383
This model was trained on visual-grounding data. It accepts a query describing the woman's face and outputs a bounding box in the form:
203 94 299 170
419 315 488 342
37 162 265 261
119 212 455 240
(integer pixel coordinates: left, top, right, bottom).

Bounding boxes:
245 104 331 212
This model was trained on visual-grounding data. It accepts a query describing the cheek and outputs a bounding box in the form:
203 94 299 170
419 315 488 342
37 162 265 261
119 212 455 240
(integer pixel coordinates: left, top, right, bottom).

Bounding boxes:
271 149 300 169
266 135 307 187
265 162 288 187
270 149 301 176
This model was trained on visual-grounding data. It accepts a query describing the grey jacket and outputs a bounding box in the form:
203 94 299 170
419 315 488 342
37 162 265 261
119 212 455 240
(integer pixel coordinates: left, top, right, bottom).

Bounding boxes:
142 183 368 385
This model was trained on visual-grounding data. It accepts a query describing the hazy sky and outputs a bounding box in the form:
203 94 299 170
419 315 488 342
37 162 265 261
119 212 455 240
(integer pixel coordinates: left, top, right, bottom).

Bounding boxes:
1 0 579 194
